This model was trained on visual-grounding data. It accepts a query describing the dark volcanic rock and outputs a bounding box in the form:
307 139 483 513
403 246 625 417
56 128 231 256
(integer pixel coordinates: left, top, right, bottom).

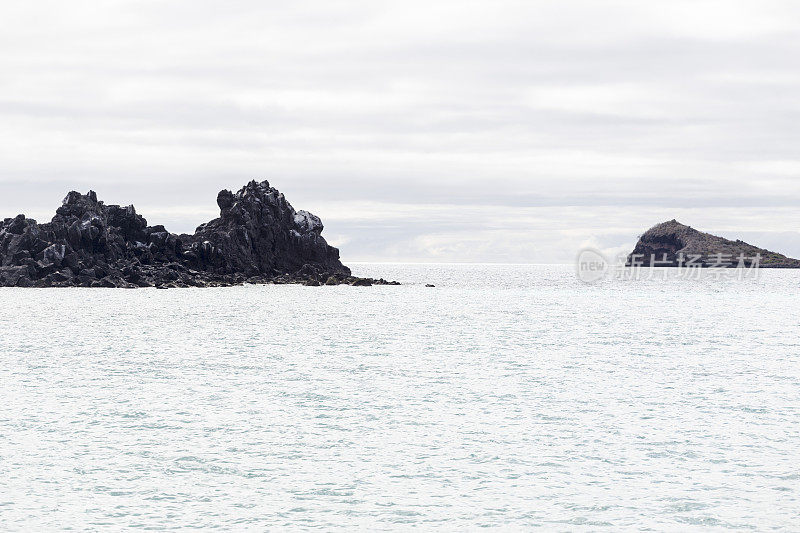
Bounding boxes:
192 181 344 276
627 220 800 268
0 179 398 287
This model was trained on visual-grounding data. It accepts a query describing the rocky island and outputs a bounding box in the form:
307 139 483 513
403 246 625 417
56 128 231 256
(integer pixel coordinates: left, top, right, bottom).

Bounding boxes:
628 220 800 267
0 180 399 288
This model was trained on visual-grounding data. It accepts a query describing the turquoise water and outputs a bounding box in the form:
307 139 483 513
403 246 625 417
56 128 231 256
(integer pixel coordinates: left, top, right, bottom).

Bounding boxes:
1 264 799 530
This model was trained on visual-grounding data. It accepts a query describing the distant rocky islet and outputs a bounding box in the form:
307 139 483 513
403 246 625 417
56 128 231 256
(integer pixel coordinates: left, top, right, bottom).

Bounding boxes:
627 220 800 268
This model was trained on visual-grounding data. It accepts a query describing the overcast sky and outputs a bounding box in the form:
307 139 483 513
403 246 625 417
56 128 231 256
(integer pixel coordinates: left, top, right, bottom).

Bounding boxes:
2 0 800 262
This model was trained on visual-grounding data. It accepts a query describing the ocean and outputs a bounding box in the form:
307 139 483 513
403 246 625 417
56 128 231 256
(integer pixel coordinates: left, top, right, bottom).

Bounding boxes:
1 263 799 530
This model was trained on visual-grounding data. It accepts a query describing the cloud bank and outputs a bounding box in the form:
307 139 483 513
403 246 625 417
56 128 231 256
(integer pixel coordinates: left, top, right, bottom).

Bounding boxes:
2 0 800 262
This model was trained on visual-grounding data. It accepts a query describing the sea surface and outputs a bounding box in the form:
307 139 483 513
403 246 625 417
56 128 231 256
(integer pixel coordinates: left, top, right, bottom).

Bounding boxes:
1 264 799 531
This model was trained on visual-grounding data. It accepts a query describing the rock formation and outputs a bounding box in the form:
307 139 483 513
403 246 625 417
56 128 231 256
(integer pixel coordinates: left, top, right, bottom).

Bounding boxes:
627 220 800 267
0 180 399 288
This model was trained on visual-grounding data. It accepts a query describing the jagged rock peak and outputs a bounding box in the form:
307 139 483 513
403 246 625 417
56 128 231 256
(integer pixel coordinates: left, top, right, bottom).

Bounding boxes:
63 190 98 206
213 179 323 236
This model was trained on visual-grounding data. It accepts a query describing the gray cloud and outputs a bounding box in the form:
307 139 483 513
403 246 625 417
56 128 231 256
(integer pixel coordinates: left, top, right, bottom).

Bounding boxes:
2 0 800 261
